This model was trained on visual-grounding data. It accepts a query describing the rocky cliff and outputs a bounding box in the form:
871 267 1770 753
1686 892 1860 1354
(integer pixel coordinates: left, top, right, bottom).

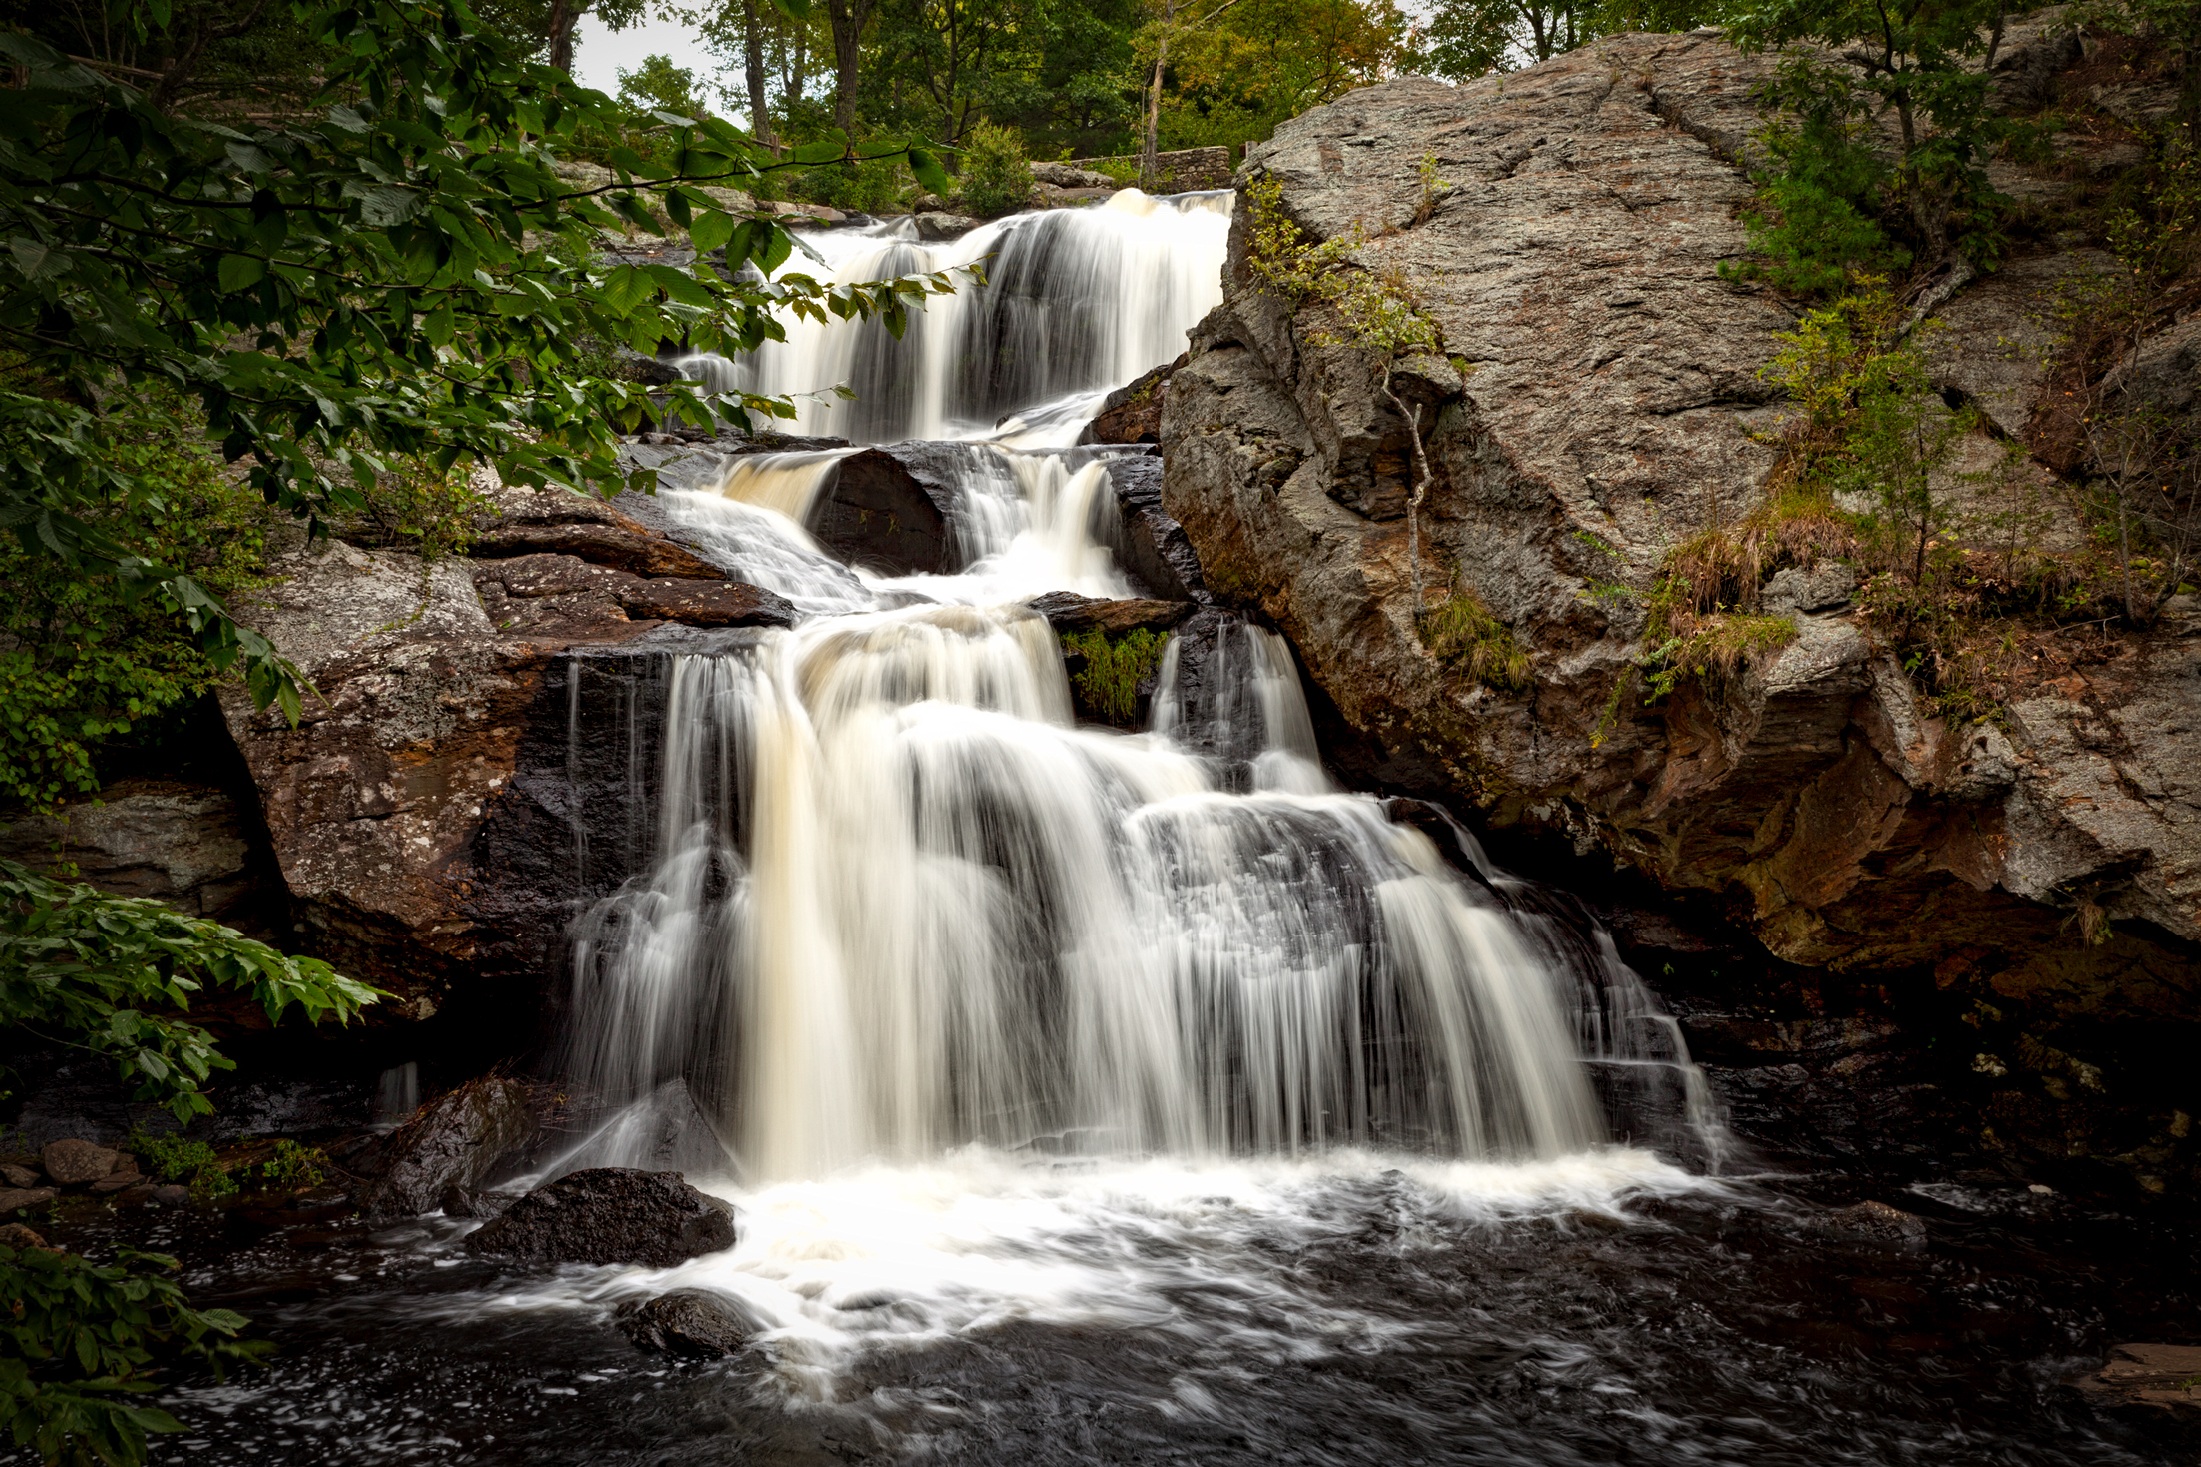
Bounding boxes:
1160 26 2201 1192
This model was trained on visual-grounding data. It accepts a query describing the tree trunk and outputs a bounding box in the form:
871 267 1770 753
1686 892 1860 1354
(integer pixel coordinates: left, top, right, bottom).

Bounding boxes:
741 0 776 150
1143 4 1174 192
826 0 872 139
1381 374 1434 612
547 0 582 76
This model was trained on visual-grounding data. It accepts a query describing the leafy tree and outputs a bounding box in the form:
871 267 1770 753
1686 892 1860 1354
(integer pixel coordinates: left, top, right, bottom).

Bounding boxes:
1726 0 2012 267
617 52 712 116
1145 0 1408 159
0 403 271 811
0 860 382 1465
1415 0 1713 78
0 0 959 727
0 860 381 1122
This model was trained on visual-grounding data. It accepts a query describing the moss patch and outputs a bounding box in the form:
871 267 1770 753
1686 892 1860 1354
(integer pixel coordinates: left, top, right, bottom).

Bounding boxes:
1418 590 1531 692
1064 628 1169 724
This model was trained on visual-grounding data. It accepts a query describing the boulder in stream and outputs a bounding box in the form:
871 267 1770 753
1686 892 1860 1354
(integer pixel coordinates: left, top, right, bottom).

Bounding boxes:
360 1076 537 1216
616 1289 763 1358
464 1168 737 1268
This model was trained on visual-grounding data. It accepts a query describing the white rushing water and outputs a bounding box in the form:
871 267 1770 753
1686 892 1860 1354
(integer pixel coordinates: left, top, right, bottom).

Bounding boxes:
675 189 1233 446
520 188 1721 1388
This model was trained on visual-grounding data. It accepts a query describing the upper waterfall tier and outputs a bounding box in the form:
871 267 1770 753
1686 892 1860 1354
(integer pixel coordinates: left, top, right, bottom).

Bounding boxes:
678 190 1233 446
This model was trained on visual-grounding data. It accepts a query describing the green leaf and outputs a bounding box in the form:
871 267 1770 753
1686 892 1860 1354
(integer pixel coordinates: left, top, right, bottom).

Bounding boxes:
689 210 735 254
908 147 949 196
8 238 67 281
217 255 266 292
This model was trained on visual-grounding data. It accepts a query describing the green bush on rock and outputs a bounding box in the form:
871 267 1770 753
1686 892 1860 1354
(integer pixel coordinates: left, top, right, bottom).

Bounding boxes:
1065 628 1169 723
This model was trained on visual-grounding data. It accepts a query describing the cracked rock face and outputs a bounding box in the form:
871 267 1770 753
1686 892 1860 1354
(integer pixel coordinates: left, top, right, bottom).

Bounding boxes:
219 478 792 1020
1161 33 2200 1182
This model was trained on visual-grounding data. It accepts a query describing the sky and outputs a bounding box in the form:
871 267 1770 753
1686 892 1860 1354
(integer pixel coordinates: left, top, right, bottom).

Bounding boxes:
571 11 730 109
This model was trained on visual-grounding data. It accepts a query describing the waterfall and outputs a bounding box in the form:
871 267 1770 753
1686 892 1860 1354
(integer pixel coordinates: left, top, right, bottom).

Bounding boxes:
551 189 1719 1187
674 190 1233 446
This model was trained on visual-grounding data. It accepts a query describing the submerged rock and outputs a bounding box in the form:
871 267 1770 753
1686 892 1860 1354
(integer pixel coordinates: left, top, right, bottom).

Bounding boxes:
360 1077 536 1216
1815 1200 1929 1250
2078 1344 2201 1409
464 1168 737 1268
616 1289 762 1358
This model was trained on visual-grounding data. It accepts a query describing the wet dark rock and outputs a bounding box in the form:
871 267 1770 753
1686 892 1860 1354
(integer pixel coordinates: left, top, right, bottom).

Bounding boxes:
1816 1200 1929 1249
360 1077 536 1216
0 1164 39 1189
2077 1343 2201 1409
616 1289 763 1358
0 1223 51 1250
1029 592 1193 638
0 1187 57 1213
1087 356 1180 445
440 1183 479 1218
1102 453 1206 603
465 1168 737 1268
809 447 959 575
40 1140 117 1186
89 1168 144 1195
145 1184 189 1206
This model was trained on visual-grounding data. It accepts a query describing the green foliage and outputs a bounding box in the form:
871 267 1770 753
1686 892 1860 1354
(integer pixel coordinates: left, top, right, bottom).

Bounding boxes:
0 862 382 1123
793 156 913 213
955 122 1034 216
1726 0 2010 267
1418 589 1531 691
0 1242 264 1467
244 1141 328 1192
617 53 709 118
0 2 962 726
341 456 491 559
1064 627 1168 723
1722 59 1910 296
120 1134 234 1202
1152 0 1410 153
0 407 269 811
1767 286 1972 583
1416 0 1715 78
1639 609 1798 701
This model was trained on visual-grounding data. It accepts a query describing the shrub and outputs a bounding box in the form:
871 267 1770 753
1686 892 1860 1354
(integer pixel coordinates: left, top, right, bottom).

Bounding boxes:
0 405 270 812
245 1141 327 1192
794 157 912 215
956 123 1033 218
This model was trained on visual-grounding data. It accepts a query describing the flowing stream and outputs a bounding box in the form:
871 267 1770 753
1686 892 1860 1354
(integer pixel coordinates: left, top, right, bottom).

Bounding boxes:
527 188 1720 1388
93 192 2199 1467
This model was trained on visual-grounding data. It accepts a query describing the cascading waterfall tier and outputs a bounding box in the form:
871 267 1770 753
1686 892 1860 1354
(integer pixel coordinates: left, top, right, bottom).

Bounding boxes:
555 191 1717 1186
676 190 1233 446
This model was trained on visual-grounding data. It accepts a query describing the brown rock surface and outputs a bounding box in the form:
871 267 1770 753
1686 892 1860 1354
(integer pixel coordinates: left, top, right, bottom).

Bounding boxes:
1160 33 2201 1188
40 1139 118 1186
220 477 793 1007
0 1187 57 1213
2078 1344 2201 1409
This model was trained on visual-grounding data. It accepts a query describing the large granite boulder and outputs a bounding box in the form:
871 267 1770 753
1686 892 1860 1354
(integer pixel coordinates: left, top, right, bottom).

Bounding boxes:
1159 31 2201 1192
465 1167 737 1267
218 474 794 1016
